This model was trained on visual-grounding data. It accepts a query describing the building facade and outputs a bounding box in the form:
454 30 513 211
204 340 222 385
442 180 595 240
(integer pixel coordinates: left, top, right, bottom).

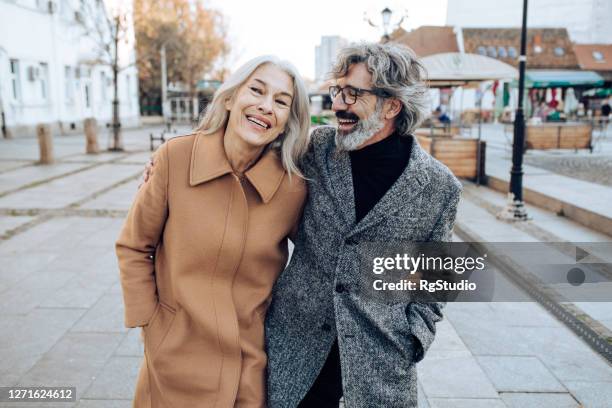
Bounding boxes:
446 0 612 44
0 0 140 138
314 36 348 84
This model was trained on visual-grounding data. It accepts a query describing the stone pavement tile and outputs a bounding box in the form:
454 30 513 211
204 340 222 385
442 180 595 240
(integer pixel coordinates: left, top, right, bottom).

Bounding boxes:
38 272 115 309
0 160 29 172
0 251 57 295
476 356 566 392
0 308 86 386
0 163 86 195
419 351 499 399
0 401 74 408
0 164 142 210
117 151 153 165
444 308 533 356
500 392 580 408
417 381 430 408
0 216 35 236
427 319 466 353
61 152 130 164
428 398 506 408
107 282 122 295
70 293 127 333
488 302 562 328
80 179 139 212
77 399 132 408
564 381 612 408
0 218 76 256
514 326 612 383
457 200 538 242
17 332 124 400
82 356 141 400
114 329 143 357
0 269 77 315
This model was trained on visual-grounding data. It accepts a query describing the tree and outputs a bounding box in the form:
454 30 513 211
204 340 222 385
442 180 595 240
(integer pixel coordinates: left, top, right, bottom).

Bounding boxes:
134 0 229 118
72 0 134 151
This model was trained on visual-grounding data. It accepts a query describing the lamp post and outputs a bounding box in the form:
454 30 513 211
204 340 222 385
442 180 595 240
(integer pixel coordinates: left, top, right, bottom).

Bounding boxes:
381 7 392 41
365 7 406 43
499 0 529 221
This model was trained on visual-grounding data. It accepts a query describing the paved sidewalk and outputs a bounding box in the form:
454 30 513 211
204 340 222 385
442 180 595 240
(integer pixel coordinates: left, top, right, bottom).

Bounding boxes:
424 184 612 408
1 127 611 407
477 123 612 236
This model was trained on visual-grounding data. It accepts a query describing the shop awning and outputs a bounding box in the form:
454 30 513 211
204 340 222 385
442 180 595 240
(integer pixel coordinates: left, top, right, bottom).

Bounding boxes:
420 53 518 87
516 70 605 88
582 87 612 97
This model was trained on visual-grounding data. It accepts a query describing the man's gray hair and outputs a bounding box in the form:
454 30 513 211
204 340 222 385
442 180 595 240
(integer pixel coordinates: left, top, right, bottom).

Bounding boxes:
330 42 430 136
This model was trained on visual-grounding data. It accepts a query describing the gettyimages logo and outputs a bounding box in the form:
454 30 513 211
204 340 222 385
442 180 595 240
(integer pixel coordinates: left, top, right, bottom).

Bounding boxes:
356 242 612 303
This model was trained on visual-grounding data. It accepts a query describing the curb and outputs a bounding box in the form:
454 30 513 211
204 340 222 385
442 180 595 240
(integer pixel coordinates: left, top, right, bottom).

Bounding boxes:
454 219 612 365
486 174 612 237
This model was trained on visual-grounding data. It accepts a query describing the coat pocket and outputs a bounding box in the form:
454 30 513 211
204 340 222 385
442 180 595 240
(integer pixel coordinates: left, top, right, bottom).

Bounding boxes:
391 302 418 362
144 301 176 359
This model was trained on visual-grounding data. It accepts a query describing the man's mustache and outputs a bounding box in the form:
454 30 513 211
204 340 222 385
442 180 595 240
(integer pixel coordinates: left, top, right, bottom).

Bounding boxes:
335 111 359 121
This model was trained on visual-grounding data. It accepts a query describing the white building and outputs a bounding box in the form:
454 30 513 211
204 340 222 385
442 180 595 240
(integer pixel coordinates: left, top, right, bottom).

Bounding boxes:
0 0 140 138
314 36 349 84
446 0 612 44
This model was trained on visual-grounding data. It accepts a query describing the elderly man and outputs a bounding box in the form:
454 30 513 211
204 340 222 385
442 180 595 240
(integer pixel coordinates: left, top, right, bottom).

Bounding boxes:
265 43 462 407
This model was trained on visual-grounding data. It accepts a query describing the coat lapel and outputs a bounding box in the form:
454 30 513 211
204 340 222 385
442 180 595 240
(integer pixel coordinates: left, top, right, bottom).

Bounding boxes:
349 136 431 237
327 140 357 227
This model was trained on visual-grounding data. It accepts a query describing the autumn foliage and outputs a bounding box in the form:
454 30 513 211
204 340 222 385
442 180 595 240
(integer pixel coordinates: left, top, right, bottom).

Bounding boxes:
134 0 229 111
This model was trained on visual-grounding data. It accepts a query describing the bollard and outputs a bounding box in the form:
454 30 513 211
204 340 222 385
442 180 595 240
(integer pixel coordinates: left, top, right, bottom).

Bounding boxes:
84 118 100 154
36 124 54 164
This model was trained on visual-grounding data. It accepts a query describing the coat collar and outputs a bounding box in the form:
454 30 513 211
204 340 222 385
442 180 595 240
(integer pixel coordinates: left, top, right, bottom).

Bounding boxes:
189 130 286 204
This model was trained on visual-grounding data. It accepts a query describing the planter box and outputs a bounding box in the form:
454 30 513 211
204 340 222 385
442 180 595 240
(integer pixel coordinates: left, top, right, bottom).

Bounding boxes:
525 123 592 151
416 135 486 181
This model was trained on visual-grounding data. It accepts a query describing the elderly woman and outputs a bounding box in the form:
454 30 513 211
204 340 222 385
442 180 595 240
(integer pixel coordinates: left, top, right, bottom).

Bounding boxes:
115 55 310 407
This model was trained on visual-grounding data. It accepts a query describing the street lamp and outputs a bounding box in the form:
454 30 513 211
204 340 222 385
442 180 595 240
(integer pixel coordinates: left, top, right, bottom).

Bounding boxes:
498 0 529 221
365 7 406 42
381 7 392 39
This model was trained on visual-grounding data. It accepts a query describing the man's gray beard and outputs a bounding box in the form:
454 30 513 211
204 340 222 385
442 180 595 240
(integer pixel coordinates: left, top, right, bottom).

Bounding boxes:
335 103 385 152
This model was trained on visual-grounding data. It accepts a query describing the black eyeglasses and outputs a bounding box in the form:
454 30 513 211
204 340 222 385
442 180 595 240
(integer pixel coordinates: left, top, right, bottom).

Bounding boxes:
328 85 389 105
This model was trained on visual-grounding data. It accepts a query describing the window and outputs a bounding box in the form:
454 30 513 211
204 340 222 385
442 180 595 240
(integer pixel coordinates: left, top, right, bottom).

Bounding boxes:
508 47 518 58
65 66 74 103
593 51 605 62
487 46 497 58
100 71 107 101
39 63 48 101
9 59 21 101
85 84 91 108
498 46 508 58
477 46 487 56
554 47 565 56
126 74 132 108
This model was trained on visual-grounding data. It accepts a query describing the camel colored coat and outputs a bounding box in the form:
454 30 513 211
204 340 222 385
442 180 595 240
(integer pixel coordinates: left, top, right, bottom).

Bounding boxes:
116 130 306 407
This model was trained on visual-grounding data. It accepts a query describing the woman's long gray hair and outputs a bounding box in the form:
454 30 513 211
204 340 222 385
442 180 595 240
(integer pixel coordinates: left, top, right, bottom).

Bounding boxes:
196 55 311 178
330 42 429 135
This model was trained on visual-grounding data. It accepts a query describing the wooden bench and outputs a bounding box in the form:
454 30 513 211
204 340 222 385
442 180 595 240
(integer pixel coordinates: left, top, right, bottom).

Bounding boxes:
525 123 592 152
416 134 486 182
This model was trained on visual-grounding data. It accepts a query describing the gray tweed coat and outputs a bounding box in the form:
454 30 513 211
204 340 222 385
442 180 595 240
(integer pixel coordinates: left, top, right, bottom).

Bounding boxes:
265 126 462 407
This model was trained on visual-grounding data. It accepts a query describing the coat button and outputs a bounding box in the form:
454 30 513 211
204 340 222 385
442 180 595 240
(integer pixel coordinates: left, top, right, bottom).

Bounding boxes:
335 284 345 293
321 323 332 332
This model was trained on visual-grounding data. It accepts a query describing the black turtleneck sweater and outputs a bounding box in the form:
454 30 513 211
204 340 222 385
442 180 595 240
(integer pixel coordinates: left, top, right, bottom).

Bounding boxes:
349 132 413 222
